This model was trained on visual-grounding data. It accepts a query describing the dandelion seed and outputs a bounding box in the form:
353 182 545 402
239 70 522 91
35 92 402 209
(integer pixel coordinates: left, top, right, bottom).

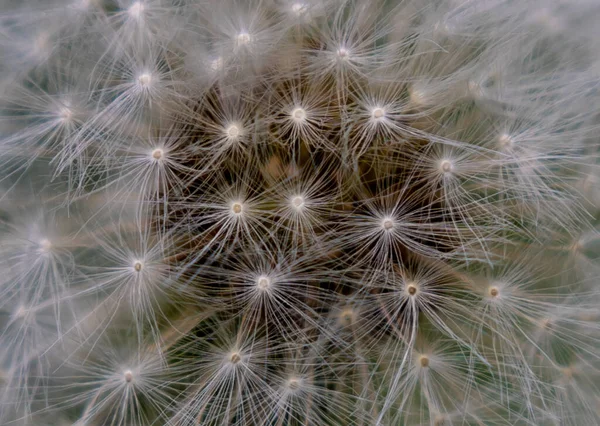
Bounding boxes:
291 3 307 15
236 32 252 46
290 195 305 210
382 217 395 231
406 282 418 296
337 47 350 59
151 148 163 160
38 238 52 253
137 72 152 88
497 133 514 150
439 159 453 174
287 377 301 390
11 305 29 321
231 202 243 215
290 107 306 123
226 124 241 139
229 352 241 364
256 275 271 291
209 57 224 71
409 86 428 106
1 1 597 425
371 106 385 120
128 2 145 19
339 308 355 326
489 286 499 298
58 106 73 123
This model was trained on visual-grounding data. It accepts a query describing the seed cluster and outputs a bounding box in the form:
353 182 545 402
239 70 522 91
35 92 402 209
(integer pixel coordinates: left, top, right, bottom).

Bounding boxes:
0 0 598 425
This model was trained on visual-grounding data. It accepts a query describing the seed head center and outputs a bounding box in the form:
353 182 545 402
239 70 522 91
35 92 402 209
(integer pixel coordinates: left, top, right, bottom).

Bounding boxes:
151 148 163 160
38 238 52 252
210 57 223 71
291 3 307 14
407 283 418 296
372 107 385 120
337 47 350 59
231 202 243 214
128 2 144 19
138 73 152 87
287 377 301 390
291 107 306 122
227 125 240 139
237 32 251 46
59 106 73 122
440 160 453 173
339 308 354 325
497 133 513 150
382 218 394 230
291 196 305 209
229 352 241 364
257 276 271 290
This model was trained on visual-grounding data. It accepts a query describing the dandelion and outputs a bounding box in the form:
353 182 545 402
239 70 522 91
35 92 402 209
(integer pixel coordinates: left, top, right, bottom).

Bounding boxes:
50 331 175 426
0 0 599 425
169 319 270 426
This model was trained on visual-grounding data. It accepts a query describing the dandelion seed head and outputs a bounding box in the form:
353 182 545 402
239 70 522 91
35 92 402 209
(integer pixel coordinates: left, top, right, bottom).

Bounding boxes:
137 73 152 88
291 3 307 15
231 202 244 215
290 195 305 210
337 47 350 60
497 133 514 150
256 275 271 291
229 352 242 364
151 148 163 161
381 217 395 231
236 32 252 46
338 308 355 326
406 282 418 296
371 107 386 120
226 124 241 139
439 159 454 174
291 107 306 123
2 1 596 423
409 86 427 106
489 286 499 298
58 105 73 123
209 57 223 72
12 305 29 321
286 377 302 390
38 238 52 253
128 2 144 19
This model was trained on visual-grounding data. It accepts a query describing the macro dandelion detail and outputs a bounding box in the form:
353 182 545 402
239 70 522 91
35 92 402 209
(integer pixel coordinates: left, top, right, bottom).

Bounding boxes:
0 0 599 425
